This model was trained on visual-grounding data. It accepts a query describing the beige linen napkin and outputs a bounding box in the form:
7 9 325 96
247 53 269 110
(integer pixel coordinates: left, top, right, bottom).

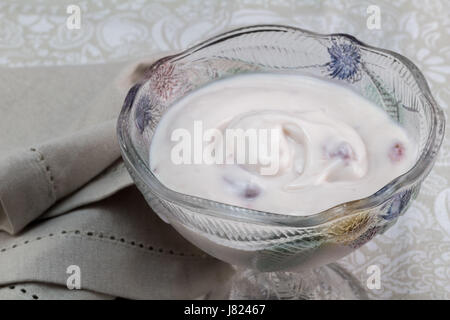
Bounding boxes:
0 61 129 233
0 59 234 299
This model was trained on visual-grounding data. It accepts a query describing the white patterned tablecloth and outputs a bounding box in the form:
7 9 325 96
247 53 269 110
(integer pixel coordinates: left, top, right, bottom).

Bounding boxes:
0 0 448 299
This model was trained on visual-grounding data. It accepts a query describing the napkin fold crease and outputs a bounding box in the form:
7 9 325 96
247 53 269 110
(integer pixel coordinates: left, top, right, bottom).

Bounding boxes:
0 120 119 234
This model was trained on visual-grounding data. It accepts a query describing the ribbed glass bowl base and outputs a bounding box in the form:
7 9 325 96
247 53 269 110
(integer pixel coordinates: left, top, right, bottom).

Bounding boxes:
228 264 369 300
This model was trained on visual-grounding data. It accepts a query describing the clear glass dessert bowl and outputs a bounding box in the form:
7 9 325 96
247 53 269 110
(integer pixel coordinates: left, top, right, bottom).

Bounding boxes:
117 25 445 299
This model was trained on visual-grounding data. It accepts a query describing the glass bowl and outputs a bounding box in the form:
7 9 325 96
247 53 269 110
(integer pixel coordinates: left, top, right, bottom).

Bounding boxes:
117 25 445 299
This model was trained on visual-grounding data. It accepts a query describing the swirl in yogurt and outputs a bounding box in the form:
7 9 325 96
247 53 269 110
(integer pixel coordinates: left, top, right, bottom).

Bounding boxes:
149 74 418 215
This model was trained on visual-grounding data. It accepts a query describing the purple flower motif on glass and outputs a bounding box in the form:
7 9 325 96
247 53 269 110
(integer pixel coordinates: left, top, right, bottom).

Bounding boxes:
123 83 141 110
326 40 362 82
148 61 177 101
382 189 412 221
349 225 383 249
146 60 193 104
134 95 151 134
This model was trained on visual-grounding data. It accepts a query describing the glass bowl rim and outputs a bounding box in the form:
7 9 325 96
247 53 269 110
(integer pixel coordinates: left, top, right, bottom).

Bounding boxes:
117 24 445 228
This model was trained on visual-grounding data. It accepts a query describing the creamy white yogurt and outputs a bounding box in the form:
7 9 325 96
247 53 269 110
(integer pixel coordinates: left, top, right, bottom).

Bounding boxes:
149 74 418 215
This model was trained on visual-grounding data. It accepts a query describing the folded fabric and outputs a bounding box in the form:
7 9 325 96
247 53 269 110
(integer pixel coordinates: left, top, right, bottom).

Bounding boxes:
0 120 120 234
0 187 233 299
0 283 114 300
0 55 169 234
0 61 130 233
0 56 234 299
41 160 132 220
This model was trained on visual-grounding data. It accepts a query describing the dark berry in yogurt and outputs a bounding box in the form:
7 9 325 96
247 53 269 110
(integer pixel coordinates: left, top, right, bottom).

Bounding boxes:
223 176 261 200
327 141 355 163
389 142 405 162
